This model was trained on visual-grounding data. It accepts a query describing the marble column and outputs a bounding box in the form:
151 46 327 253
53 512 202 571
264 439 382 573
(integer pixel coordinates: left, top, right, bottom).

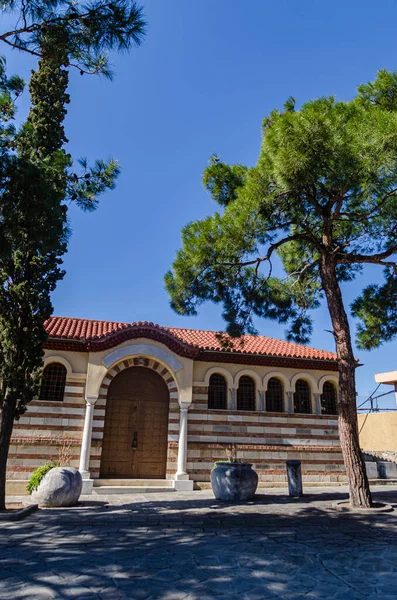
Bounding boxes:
230 388 236 410
259 391 265 412
287 391 294 414
79 396 97 480
173 403 193 490
314 393 322 415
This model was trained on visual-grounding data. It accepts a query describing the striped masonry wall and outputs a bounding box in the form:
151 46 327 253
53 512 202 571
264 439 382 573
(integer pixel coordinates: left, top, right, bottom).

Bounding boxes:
7 380 90 481
166 385 347 484
7 374 346 486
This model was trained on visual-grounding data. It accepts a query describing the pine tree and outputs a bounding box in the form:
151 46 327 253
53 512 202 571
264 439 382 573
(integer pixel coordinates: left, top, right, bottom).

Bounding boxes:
166 72 397 508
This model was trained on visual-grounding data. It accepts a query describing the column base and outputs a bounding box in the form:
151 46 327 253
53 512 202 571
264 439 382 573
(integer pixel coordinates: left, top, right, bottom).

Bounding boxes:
172 479 194 491
81 479 94 495
175 472 189 481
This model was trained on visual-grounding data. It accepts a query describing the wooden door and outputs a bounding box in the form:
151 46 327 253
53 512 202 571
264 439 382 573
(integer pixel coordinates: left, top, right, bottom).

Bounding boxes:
100 367 170 478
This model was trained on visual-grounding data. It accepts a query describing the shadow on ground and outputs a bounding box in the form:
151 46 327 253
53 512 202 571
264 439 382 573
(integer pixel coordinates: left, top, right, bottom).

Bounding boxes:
1 487 397 599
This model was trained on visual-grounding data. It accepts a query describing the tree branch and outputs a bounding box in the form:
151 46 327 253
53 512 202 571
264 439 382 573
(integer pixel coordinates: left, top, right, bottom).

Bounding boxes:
221 234 310 269
0 36 41 57
338 245 397 273
285 259 320 286
336 188 397 222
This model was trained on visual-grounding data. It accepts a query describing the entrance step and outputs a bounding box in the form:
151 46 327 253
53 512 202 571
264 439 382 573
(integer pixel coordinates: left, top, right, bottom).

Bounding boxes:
91 479 174 494
93 479 173 487
369 478 397 485
92 486 174 495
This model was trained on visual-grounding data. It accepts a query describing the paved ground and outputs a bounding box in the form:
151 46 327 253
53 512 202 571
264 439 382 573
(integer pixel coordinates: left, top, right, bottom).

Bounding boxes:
2 486 397 599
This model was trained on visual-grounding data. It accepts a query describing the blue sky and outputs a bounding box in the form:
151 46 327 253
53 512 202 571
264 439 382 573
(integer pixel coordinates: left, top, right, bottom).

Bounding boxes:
3 0 397 406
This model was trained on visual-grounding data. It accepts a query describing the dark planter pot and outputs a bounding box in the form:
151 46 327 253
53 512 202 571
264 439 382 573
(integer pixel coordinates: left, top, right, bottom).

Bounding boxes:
211 462 258 501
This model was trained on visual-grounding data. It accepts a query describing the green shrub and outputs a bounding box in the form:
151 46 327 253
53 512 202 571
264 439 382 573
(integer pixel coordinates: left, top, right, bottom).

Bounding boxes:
26 461 59 494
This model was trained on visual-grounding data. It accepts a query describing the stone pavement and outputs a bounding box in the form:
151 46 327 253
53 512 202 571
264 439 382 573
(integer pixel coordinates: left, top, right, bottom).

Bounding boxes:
2 486 397 600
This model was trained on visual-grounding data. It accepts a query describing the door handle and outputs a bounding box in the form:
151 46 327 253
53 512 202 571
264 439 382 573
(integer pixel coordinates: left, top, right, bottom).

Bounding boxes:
132 431 138 450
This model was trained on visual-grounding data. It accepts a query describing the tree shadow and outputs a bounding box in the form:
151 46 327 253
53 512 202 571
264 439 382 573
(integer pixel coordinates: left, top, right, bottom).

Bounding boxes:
1 488 397 599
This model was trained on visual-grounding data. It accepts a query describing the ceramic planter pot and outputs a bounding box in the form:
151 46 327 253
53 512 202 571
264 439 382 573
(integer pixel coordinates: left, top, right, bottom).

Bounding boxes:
210 462 258 501
31 467 82 507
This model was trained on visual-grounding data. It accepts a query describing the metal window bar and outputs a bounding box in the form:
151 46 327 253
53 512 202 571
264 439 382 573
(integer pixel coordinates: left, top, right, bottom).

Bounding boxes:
293 379 311 414
237 376 256 411
321 381 338 415
208 374 227 410
266 377 284 412
39 363 67 402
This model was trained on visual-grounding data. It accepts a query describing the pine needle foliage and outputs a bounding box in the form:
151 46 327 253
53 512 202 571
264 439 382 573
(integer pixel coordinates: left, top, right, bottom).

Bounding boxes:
166 71 397 508
0 1 146 77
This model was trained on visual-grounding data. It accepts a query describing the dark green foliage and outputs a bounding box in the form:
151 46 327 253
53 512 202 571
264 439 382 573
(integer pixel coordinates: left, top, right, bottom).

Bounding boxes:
0 1 146 510
1 1 146 78
166 73 397 347
202 155 248 206
352 271 397 350
26 461 59 494
0 48 70 422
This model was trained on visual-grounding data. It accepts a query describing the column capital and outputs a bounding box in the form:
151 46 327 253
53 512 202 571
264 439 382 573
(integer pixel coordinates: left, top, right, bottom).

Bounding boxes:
178 401 191 411
85 395 98 406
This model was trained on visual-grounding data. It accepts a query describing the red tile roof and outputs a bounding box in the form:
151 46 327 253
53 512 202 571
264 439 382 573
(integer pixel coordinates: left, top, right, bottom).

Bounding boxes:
44 316 337 362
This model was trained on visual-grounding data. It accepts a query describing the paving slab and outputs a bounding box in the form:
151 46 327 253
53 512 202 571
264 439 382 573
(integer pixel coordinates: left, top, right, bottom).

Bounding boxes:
1 486 397 599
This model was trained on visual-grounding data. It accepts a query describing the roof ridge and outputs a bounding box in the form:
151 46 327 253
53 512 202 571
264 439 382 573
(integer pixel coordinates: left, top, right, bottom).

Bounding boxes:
50 318 326 351
45 316 337 361
165 325 331 352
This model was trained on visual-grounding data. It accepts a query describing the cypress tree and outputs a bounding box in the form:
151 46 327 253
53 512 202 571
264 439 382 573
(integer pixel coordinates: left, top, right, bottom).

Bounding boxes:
0 1 146 510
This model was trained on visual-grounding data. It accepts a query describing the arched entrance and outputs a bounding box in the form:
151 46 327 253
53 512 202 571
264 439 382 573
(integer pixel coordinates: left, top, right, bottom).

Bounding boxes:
100 367 170 479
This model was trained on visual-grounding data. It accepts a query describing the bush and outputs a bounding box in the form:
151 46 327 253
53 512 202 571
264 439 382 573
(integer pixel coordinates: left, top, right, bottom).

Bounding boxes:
26 461 59 494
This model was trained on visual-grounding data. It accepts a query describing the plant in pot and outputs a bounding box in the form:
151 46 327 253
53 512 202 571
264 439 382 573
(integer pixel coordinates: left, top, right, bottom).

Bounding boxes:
27 438 82 507
211 444 258 501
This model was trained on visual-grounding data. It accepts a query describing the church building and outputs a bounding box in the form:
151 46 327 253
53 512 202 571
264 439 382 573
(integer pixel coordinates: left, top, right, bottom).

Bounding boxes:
6 316 346 494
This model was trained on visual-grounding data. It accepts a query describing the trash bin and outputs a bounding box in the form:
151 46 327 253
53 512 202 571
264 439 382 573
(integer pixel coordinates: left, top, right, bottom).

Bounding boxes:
286 460 303 497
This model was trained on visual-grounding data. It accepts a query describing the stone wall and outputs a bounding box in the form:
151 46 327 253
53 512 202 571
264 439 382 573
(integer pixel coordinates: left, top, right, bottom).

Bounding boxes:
7 380 90 481
170 385 346 485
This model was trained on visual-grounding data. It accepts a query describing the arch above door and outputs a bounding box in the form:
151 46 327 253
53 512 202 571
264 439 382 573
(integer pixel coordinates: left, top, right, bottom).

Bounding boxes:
102 344 183 372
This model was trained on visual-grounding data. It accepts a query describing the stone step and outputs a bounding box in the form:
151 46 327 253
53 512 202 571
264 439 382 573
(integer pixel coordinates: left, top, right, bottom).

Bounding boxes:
93 479 173 487
5 480 28 496
91 486 175 495
369 478 397 485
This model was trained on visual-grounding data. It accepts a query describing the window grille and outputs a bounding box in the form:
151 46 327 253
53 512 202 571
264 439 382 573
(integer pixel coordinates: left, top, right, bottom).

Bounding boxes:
266 377 284 412
293 379 311 414
208 374 227 409
237 376 256 411
321 381 338 415
39 363 67 401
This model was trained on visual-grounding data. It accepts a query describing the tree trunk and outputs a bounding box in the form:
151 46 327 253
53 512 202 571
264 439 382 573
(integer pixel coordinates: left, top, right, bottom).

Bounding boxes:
320 255 372 508
0 396 17 510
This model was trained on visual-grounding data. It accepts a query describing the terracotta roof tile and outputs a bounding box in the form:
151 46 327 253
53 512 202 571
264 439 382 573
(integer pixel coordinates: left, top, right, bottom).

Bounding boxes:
44 316 337 362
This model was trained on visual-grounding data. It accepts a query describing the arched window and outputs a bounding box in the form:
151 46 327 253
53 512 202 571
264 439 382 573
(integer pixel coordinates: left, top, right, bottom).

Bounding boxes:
39 363 67 401
293 379 311 414
237 376 256 411
321 381 338 415
266 377 284 412
208 374 227 409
